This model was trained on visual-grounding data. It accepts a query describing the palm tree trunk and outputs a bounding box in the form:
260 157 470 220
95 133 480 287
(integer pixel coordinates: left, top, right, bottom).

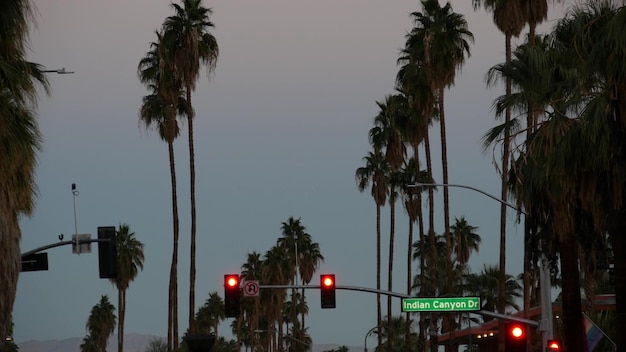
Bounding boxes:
559 234 585 352
439 87 456 352
414 142 427 352
187 85 197 335
0 209 20 345
301 287 306 351
167 140 180 352
376 204 382 348
418 190 426 352
277 300 285 352
405 213 413 350
439 88 452 295
498 32 512 352
387 197 396 352
524 21 539 323
118 288 124 352
424 130 438 349
523 219 531 321
253 297 260 352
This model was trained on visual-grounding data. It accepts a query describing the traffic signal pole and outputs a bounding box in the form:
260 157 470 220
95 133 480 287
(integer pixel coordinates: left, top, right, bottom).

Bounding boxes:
20 228 117 279
257 284 412 298
257 283 540 326
21 237 110 258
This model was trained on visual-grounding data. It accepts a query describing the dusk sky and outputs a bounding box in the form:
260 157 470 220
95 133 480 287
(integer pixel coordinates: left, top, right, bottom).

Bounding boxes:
15 0 572 348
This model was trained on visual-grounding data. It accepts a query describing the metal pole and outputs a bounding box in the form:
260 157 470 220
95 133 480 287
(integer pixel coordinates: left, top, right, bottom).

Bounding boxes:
42 67 74 74
364 326 377 352
539 255 553 346
72 183 79 236
21 238 109 258
468 312 472 352
408 182 527 216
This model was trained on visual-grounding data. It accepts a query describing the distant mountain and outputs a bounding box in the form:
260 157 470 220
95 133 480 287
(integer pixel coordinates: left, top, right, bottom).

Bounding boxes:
18 334 363 352
18 334 162 352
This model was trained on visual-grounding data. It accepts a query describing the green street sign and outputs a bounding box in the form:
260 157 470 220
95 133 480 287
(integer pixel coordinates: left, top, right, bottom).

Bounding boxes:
402 297 481 312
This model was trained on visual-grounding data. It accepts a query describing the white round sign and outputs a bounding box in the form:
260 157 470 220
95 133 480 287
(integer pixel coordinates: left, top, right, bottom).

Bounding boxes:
243 280 259 297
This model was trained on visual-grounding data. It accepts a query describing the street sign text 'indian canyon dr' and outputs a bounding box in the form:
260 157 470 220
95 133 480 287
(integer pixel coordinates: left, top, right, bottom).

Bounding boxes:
402 297 481 312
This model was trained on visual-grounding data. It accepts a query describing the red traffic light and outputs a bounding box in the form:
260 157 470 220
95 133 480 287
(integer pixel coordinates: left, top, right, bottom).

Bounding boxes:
320 274 336 309
547 339 562 351
224 274 241 317
504 323 527 352
321 274 335 287
509 324 525 339
225 274 239 288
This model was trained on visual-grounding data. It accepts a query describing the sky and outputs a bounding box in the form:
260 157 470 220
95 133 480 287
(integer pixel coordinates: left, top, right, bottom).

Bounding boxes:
15 0 573 348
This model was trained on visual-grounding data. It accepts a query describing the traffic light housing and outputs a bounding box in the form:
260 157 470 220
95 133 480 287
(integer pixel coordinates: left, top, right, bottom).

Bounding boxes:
224 274 240 317
320 274 336 308
185 333 215 352
547 339 562 352
97 226 118 279
504 323 527 352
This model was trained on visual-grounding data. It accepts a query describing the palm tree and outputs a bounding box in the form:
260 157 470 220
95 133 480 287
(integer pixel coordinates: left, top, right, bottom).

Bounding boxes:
262 245 290 351
109 223 145 352
296 238 323 345
205 292 225 337
396 45 435 352
470 1 525 350
86 295 117 352
397 157 429 350
407 2 473 347
137 31 186 352
397 63 438 351
505 3 626 350
463 265 522 316
80 335 99 352
486 34 556 317
0 0 50 343
518 0 562 316
355 149 389 347
377 315 417 352
161 1 219 334
450 217 481 265
241 252 264 351
277 216 310 339
369 94 407 352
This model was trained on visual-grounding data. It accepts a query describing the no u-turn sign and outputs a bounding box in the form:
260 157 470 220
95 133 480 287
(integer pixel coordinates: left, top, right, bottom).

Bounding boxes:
243 280 259 297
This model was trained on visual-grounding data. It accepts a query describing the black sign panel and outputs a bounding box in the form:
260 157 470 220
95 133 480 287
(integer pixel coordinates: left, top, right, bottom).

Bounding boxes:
21 253 49 272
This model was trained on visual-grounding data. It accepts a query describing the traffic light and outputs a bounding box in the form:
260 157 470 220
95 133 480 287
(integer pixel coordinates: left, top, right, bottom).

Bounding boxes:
320 274 336 308
504 323 527 352
185 333 215 352
97 226 118 279
224 274 240 317
547 339 562 352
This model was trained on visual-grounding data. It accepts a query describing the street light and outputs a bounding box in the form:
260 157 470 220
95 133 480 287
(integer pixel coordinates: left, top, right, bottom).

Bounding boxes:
408 182 526 215
42 67 74 74
408 182 553 349
363 325 390 352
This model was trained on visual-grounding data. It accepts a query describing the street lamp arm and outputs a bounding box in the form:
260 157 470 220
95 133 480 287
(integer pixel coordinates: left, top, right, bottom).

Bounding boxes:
42 67 74 74
409 182 527 216
364 324 391 352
